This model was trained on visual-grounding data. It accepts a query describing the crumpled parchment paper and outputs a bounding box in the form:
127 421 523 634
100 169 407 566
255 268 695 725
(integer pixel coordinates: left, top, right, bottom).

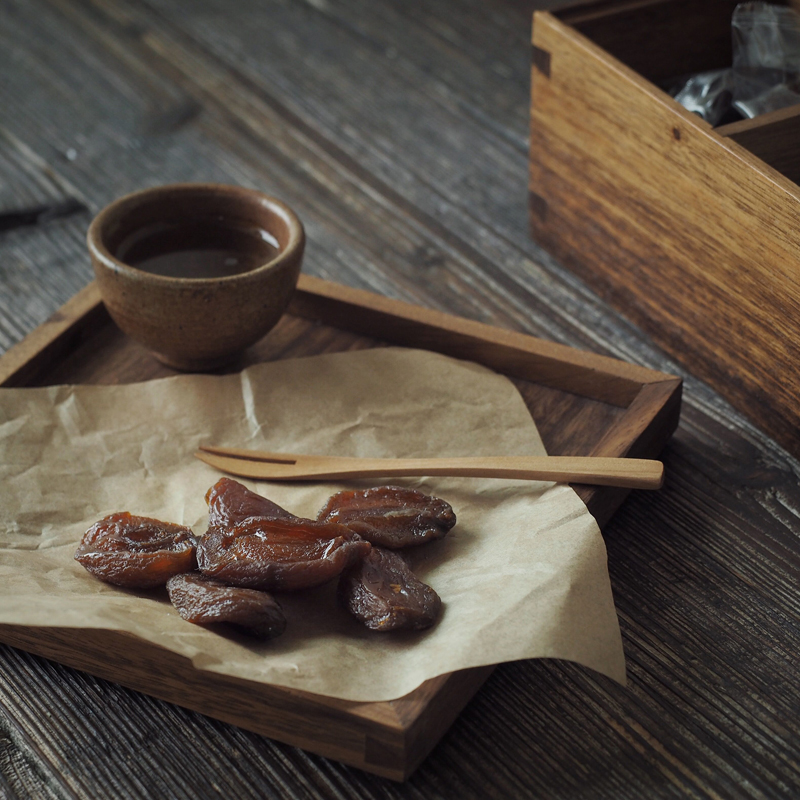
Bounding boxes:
0 347 625 701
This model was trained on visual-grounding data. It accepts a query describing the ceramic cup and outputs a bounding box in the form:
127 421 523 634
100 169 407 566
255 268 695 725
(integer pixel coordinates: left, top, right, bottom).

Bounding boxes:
87 183 304 371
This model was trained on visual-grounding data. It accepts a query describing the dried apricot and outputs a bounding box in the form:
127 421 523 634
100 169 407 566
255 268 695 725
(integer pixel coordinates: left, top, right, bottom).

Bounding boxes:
197 516 371 591
205 477 294 527
74 512 196 588
318 485 456 548
338 546 441 631
166 573 286 639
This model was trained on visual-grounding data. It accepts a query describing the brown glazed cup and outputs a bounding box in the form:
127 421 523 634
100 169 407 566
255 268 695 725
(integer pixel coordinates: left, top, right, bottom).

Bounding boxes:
87 183 304 371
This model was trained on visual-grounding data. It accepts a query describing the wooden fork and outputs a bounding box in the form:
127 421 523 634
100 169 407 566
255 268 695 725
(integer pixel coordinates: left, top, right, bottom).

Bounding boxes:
194 446 664 489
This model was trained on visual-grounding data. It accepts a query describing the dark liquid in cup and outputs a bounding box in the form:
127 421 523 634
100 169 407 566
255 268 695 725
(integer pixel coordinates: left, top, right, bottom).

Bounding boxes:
116 221 281 279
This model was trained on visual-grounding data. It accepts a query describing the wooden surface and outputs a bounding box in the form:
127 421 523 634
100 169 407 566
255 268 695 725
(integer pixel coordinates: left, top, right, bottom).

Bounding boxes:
0 275 679 781
0 0 799 797
718 104 800 186
557 0 740 84
529 1 800 456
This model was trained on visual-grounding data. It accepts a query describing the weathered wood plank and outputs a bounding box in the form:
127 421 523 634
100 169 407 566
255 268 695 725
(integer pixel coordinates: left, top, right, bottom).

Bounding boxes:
0 0 799 796
0 0 661 367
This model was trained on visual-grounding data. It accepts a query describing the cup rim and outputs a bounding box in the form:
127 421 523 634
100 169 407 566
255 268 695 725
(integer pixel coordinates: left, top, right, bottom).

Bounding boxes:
87 183 305 285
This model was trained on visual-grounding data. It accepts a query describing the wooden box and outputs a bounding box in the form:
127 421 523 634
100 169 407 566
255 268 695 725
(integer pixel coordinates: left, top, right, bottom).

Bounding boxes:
529 0 800 454
0 276 681 781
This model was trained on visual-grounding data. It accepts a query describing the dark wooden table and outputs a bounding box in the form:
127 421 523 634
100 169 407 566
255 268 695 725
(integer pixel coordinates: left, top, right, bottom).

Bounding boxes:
1 0 798 797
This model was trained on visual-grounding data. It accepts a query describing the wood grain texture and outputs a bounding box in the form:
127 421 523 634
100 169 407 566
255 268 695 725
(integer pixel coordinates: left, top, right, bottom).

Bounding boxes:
557 0 741 83
529 5 800 456
718 103 800 186
1 0 800 796
0 282 104 387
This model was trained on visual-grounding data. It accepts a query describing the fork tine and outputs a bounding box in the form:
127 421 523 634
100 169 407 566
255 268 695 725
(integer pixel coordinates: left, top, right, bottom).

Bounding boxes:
194 450 301 478
198 445 298 464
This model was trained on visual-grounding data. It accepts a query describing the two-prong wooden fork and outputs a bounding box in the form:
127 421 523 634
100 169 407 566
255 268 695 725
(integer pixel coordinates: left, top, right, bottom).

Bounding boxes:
195 446 664 489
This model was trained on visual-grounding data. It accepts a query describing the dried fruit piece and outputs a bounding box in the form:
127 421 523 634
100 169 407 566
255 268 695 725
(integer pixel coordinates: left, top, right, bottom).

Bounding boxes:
338 547 441 631
205 477 294 527
166 573 286 639
317 485 456 549
197 517 371 591
74 512 196 589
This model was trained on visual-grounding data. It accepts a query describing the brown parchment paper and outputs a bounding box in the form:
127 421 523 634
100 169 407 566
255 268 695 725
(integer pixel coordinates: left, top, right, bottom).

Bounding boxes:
0 347 625 701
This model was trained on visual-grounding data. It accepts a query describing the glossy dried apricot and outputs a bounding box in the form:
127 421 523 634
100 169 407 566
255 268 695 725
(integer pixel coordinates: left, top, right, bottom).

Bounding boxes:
205 477 294 527
74 512 196 589
166 573 286 639
197 516 371 591
338 546 441 631
317 485 456 548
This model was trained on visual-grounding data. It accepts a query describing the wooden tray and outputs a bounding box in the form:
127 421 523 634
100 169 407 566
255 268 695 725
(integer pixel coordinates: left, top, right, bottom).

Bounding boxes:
0 274 682 781
528 0 800 455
